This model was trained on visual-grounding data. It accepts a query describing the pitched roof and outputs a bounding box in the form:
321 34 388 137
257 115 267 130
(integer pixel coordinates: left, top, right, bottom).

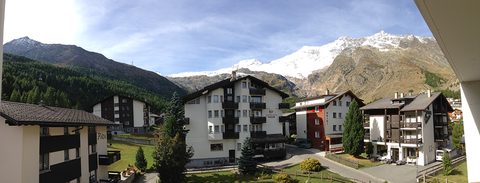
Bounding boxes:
360 92 454 112
359 96 405 110
90 94 151 108
180 75 290 103
1 101 117 126
290 90 364 110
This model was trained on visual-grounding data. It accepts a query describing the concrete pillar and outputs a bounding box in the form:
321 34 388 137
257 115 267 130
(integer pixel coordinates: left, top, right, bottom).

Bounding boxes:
0 0 5 103
460 81 480 182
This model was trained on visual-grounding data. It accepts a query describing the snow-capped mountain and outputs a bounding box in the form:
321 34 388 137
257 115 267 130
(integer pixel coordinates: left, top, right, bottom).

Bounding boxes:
168 31 434 79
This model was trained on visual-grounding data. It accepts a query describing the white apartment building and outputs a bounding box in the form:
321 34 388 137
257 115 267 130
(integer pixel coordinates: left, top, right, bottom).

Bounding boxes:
361 91 455 166
291 90 364 151
0 101 120 183
181 74 290 167
92 95 150 134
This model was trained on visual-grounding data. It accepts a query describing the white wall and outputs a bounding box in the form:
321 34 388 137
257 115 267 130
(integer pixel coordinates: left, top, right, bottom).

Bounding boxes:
132 100 145 127
460 81 480 182
324 96 351 135
420 104 435 166
370 116 385 142
97 126 109 180
264 88 283 134
93 103 102 118
21 126 39 183
296 111 307 138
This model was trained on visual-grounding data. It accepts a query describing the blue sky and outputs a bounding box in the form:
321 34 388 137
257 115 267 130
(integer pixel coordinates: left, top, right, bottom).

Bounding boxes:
3 0 432 76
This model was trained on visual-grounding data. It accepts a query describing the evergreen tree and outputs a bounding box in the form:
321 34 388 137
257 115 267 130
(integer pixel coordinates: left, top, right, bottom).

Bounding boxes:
342 99 364 157
32 86 41 104
442 151 452 175
26 90 34 104
452 119 464 150
10 89 21 102
135 146 147 172
43 87 56 106
238 137 257 174
163 92 186 138
152 127 194 182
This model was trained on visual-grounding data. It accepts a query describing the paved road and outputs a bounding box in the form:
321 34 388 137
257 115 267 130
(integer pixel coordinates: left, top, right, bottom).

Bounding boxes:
131 173 159 183
360 161 442 183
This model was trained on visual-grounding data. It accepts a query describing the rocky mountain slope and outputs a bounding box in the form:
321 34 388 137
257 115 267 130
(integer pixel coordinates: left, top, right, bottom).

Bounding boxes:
3 37 187 99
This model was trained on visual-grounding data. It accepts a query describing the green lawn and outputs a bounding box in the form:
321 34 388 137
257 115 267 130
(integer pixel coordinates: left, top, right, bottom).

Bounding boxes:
331 153 382 169
113 133 156 140
433 161 468 183
107 140 155 172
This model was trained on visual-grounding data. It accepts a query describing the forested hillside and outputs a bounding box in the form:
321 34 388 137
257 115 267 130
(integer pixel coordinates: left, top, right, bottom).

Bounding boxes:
2 53 170 113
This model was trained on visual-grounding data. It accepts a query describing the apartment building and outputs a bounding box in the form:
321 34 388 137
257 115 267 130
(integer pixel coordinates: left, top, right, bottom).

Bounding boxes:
449 109 463 123
361 91 454 166
291 90 364 151
0 101 120 183
181 73 290 167
92 95 150 134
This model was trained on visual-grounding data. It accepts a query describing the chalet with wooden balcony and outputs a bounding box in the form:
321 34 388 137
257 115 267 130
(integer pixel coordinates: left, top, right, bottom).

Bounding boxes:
291 90 364 152
181 72 289 167
0 101 120 183
361 90 454 166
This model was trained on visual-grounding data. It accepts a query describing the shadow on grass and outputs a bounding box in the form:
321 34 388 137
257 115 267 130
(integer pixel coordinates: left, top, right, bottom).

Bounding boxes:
449 169 463 176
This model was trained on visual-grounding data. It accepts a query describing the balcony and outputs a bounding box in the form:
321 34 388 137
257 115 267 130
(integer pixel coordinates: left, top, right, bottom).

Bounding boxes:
99 151 122 165
250 117 266 124
250 102 266 109
278 103 290 109
223 132 239 139
222 117 239 124
222 101 239 109
364 135 370 140
183 117 190 125
400 122 422 128
363 123 370 128
402 138 423 144
249 88 266 95
279 116 289 122
251 131 267 138
434 121 448 126
100 171 121 183
435 134 449 141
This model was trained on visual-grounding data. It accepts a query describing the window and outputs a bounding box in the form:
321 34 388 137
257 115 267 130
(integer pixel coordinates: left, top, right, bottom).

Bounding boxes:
214 125 220 133
315 106 319 112
133 129 139 133
315 119 320 125
127 106 130 110
339 101 342 106
333 101 337 106
115 111 119 114
339 113 342 119
236 110 241 117
221 125 225 133
221 110 224 117
207 96 211 103
333 112 337 118
242 95 247 103
88 126 95 133
210 144 223 151
333 125 337 131
346 102 351 107
315 131 320 138
227 96 233 101
122 106 125 110
243 110 247 117
127 113 130 117
237 125 241 132
250 96 262 103
249 124 252 131
220 95 224 102
122 99 127 103
64 149 69 161
89 170 97 183
339 125 342 131
236 96 240 103
227 88 233 94
208 111 212 118
214 110 219 118
209 126 213 133
238 143 242 151
90 144 96 154
187 98 200 104
125 121 130 125
40 153 49 170
214 95 219 103
243 125 248 132
203 161 213 166
64 127 69 134
76 148 80 158
242 82 247 88
40 127 49 136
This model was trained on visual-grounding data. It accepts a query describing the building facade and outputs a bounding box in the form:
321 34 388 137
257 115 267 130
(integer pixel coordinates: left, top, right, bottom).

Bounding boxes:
181 74 290 167
0 101 120 183
92 95 150 134
361 91 454 166
292 90 364 151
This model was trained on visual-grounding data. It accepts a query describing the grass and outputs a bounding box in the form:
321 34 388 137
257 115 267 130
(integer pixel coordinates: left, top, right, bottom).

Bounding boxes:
432 161 468 183
107 140 155 172
113 133 155 140
332 153 382 169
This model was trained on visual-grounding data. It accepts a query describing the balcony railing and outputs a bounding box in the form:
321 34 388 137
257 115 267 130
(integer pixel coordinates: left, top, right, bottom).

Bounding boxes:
434 122 448 126
279 116 289 122
400 122 422 128
278 103 290 109
99 151 121 165
223 132 239 139
222 102 239 109
435 134 449 141
364 135 370 140
263 148 286 158
250 102 266 109
250 117 267 124
249 88 266 95
183 118 190 125
222 117 239 124
363 123 370 128
250 131 267 138
402 138 422 144
100 171 121 183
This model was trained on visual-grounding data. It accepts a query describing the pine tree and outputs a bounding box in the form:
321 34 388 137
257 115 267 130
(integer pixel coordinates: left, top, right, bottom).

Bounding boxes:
442 151 452 175
32 86 41 104
164 92 187 138
342 99 364 157
452 119 464 150
135 146 147 172
26 90 34 104
10 89 21 102
238 137 257 174
43 87 56 106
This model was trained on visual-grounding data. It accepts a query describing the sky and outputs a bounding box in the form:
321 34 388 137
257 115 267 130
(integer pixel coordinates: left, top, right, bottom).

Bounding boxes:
3 0 433 76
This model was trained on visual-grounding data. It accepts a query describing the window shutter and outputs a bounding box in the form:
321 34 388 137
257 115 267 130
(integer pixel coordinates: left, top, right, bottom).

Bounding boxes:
312 109 315 113
319 109 322 112
320 118 323 125
320 132 322 138
313 132 316 138
312 119 315 125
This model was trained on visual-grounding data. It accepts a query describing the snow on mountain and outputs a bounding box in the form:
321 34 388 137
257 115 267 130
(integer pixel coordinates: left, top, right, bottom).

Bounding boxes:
8 36 47 48
168 31 434 79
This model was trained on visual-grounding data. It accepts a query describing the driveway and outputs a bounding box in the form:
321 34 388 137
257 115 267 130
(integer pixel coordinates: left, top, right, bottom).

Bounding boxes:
360 161 442 183
131 173 159 183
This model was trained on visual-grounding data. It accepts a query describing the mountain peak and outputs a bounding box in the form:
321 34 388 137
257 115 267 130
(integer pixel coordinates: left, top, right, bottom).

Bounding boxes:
7 36 45 48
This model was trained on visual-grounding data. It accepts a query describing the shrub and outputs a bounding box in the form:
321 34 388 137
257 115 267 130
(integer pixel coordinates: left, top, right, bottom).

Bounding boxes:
442 152 452 176
370 158 375 163
300 158 322 172
275 173 294 183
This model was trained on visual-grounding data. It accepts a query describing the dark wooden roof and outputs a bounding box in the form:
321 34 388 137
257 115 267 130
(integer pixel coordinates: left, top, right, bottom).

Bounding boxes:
1 101 117 127
180 75 290 103
360 92 454 112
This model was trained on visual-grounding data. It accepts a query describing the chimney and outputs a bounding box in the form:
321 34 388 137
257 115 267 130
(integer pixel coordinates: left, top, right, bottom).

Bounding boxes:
231 71 237 81
428 89 431 97
409 92 412 96
394 92 398 99
325 88 330 95
400 93 404 98
38 100 45 106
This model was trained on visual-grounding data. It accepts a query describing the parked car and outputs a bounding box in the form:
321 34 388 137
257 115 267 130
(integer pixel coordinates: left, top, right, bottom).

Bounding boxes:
296 138 312 148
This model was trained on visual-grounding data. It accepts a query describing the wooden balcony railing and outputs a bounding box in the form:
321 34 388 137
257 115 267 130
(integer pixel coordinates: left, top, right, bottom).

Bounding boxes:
400 122 421 128
250 102 266 109
279 116 289 122
99 151 121 165
278 103 290 109
249 88 266 95
223 132 239 139
401 138 422 144
250 131 267 138
250 117 266 124
222 117 239 124
222 102 239 109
